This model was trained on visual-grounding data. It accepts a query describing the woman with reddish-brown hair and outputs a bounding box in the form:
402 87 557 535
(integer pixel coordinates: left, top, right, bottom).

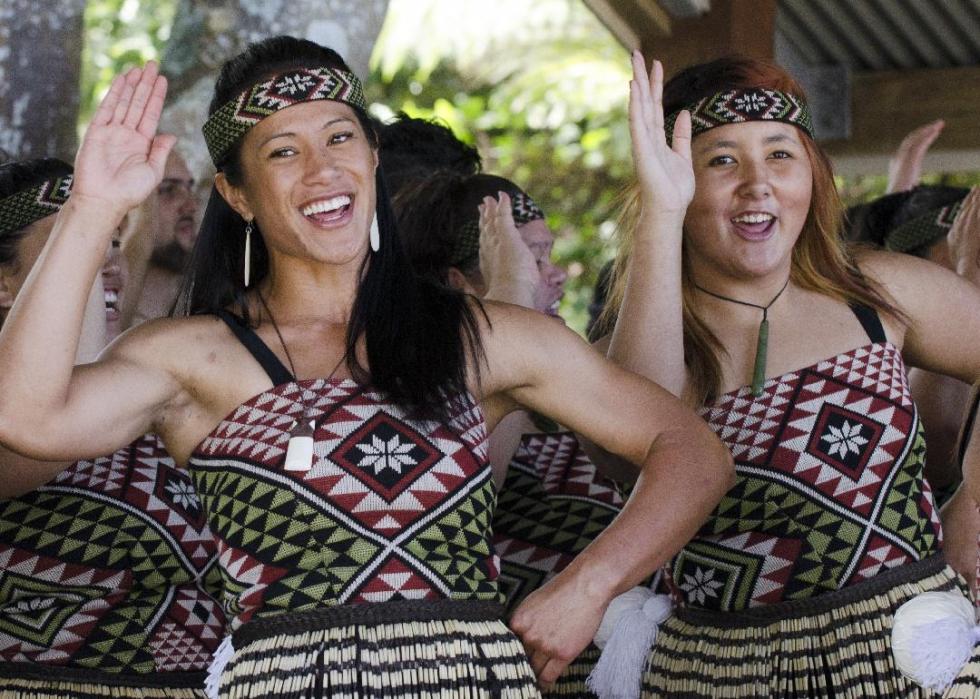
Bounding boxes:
591 53 980 697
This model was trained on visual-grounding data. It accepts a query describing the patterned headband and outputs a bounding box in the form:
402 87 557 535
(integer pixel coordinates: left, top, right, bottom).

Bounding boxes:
451 192 546 268
665 88 814 143
203 66 367 166
886 199 964 256
0 174 73 237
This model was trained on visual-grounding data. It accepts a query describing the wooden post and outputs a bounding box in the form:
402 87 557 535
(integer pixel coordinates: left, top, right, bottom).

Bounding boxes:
639 0 777 74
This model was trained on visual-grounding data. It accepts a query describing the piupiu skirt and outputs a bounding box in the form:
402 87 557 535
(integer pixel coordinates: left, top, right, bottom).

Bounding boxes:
642 553 980 698
216 599 541 698
0 663 206 698
542 643 600 698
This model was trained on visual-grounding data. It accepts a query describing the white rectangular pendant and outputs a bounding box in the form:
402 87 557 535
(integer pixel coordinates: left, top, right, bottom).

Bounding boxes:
284 434 314 471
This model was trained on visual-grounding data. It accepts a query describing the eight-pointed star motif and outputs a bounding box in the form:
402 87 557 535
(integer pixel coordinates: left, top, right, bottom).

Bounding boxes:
358 435 418 475
680 567 724 605
821 420 868 458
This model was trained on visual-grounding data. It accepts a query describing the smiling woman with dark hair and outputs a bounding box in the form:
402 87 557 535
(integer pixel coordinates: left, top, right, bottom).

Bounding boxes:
0 36 733 698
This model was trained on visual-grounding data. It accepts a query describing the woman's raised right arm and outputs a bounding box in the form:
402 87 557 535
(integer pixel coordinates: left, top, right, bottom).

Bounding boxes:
605 53 693 398
0 63 180 462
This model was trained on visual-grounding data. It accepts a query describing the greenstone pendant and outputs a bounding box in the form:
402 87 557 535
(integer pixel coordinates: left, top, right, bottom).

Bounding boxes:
751 318 769 397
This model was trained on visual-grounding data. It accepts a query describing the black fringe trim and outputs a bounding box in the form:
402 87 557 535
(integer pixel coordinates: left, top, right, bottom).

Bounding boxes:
233 598 505 647
0 662 206 689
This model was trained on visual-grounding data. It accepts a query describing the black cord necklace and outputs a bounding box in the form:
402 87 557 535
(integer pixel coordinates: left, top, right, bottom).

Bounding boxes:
693 277 790 397
257 290 346 471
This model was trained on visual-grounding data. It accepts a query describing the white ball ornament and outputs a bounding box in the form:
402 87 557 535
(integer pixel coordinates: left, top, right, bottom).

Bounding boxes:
892 590 980 692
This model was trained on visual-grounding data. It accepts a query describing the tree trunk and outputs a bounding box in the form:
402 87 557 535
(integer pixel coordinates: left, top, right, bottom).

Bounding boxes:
160 0 390 179
0 0 86 161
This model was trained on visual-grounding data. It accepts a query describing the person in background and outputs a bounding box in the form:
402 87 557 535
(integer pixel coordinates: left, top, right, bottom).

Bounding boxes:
847 182 976 496
132 150 200 324
0 157 223 698
379 112 483 201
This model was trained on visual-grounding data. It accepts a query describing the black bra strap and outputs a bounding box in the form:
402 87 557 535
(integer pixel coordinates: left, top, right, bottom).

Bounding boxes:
849 303 886 344
216 310 295 386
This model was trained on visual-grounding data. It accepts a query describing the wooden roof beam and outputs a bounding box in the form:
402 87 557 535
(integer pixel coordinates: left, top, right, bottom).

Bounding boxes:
824 64 980 164
582 0 672 52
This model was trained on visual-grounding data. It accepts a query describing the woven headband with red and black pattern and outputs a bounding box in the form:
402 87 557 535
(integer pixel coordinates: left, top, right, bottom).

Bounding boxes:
451 192 546 268
203 66 366 166
0 174 73 236
665 88 814 143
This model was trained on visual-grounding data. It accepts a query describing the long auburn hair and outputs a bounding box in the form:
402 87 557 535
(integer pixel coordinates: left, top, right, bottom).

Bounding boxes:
598 56 902 405
174 36 485 418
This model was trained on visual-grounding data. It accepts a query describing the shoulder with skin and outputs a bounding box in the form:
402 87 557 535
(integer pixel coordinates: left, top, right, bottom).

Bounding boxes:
474 298 593 392
855 246 958 312
100 314 231 384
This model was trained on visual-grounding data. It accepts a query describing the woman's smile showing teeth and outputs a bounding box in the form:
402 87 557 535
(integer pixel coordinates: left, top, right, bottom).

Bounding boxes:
730 211 776 240
301 193 353 226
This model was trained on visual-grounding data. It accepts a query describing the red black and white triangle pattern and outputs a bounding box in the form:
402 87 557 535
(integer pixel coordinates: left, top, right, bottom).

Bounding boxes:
673 343 942 610
493 431 624 609
192 381 499 627
0 434 225 673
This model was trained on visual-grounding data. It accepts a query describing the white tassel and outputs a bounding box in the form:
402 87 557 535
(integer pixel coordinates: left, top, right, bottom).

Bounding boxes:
587 587 672 699
205 634 235 699
892 590 980 692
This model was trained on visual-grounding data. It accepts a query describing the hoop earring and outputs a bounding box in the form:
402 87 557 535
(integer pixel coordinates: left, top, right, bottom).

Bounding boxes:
369 214 380 253
244 220 253 288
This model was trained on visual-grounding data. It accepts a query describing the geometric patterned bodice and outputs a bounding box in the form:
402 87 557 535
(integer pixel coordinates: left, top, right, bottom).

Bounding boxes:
667 340 943 612
0 434 225 674
493 431 624 610
189 379 500 630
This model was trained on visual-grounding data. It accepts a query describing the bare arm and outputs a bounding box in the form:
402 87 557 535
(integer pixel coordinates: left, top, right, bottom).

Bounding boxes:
0 64 179 473
0 264 109 497
479 302 734 685
862 250 980 585
606 53 693 398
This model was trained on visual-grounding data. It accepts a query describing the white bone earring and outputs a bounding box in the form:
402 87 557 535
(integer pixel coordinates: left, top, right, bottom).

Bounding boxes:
369 214 380 253
243 220 253 287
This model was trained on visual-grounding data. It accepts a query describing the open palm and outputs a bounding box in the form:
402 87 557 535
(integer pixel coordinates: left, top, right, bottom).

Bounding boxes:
73 62 175 216
629 52 694 217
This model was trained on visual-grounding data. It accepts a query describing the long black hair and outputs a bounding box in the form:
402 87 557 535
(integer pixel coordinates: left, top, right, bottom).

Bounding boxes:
174 36 485 418
0 158 73 270
394 172 526 284
379 113 482 202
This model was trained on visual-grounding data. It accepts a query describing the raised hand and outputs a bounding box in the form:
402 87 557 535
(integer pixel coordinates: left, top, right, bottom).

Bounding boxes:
948 187 980 282
478 192 540 308
73 62 176 218
886 119 945 194
629 51 694 219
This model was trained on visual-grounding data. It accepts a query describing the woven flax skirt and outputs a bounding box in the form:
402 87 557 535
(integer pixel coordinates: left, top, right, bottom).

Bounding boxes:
216 599 541 698
643 553 980 698
0 664 206 698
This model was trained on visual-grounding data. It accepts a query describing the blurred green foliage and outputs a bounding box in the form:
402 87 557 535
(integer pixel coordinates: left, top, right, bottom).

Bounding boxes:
79 0 175 126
